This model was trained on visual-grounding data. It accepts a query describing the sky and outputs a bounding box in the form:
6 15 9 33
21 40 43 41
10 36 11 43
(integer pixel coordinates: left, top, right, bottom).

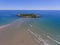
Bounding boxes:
0 0 60 10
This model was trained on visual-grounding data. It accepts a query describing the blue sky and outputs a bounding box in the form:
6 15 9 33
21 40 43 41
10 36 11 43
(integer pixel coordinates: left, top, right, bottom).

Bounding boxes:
0 0 60 10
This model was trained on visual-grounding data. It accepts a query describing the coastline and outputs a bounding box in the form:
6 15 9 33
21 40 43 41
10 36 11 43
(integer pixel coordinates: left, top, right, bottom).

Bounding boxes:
0 18 60 45
0 18 39 45
0 18 28 30
0 20 46 45
27 24 50 45
27 24 60 45
0 24 10 29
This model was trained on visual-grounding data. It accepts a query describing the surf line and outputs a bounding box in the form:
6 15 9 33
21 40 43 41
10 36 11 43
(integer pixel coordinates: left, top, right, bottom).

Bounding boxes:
27 24 50 45
47 36 60 45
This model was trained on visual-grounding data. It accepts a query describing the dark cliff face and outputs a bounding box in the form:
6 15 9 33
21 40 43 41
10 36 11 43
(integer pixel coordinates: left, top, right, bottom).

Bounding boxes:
16 14 41 18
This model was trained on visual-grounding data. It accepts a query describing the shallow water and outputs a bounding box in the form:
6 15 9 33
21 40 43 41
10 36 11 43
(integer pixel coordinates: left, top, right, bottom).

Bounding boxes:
0 10 60 45
29 18 60 45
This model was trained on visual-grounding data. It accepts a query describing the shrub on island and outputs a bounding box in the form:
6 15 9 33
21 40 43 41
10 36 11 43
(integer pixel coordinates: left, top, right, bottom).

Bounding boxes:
16 14 41 18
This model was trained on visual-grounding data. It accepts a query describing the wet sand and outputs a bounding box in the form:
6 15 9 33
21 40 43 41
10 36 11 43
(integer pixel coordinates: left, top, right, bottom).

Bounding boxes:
0 18 51 45
0 29 37 45
0 19 39 45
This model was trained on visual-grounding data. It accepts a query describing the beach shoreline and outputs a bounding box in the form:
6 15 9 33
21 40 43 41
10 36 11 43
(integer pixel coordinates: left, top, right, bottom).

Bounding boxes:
0 18 39 45
0 18 59 45
0 23 47 45
0 24 10 29
0 18 27 30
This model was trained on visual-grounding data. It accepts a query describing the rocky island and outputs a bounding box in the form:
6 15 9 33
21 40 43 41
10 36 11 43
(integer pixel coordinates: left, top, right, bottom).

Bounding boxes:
16 14 40 18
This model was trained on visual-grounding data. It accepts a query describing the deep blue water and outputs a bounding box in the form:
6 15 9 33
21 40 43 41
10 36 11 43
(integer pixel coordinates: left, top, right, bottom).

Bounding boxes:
0 10 20 25
0 10 60 44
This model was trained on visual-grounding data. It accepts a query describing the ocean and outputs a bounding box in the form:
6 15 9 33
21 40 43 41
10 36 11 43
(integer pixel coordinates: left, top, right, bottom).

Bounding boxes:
0 10 20 26
0 10 60 45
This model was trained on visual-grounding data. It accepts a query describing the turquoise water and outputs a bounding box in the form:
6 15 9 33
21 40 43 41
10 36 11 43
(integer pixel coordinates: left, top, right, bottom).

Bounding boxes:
31 18 60 44
0 10 60 45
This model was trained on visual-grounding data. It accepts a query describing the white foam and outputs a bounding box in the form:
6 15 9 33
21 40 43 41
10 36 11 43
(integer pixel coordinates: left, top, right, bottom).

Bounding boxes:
47 35 60 45
29 24 32 27
28 25 50 45
28 29 50 45
0 24 10 29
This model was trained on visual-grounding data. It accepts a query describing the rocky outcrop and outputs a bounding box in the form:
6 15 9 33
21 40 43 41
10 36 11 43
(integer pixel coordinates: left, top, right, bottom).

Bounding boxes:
16 14 41 18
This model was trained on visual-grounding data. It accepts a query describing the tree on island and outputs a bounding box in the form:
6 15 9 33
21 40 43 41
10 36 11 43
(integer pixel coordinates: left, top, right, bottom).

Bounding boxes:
16 14 40 18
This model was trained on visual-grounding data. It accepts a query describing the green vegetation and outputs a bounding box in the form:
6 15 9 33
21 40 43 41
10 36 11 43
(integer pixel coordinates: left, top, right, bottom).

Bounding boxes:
16 14 40 18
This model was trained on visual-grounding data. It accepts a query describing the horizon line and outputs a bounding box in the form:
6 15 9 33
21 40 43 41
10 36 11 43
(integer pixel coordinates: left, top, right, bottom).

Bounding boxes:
0 9 60 10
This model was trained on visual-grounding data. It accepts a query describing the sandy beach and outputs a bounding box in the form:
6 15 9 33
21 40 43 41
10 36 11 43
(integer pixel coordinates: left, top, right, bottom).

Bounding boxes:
0 10 60 45
0 18 52 45
0 29 37 45
0 19 40 45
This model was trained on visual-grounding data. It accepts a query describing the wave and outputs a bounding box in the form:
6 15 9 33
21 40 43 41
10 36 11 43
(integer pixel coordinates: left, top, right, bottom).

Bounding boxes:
28 24 60 45
47 35 60 45
27 24 50 45
0 18 27 30
0 18 32 30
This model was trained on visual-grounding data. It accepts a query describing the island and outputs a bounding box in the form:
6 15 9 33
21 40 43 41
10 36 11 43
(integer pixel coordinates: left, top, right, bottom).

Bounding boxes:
16 14 41 18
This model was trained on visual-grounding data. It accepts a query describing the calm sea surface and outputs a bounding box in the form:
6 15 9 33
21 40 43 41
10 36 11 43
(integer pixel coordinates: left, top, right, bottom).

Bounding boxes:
0 10 60 45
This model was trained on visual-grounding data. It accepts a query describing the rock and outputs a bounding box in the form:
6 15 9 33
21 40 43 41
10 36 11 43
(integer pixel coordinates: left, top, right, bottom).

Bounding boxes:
16 14 41 18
